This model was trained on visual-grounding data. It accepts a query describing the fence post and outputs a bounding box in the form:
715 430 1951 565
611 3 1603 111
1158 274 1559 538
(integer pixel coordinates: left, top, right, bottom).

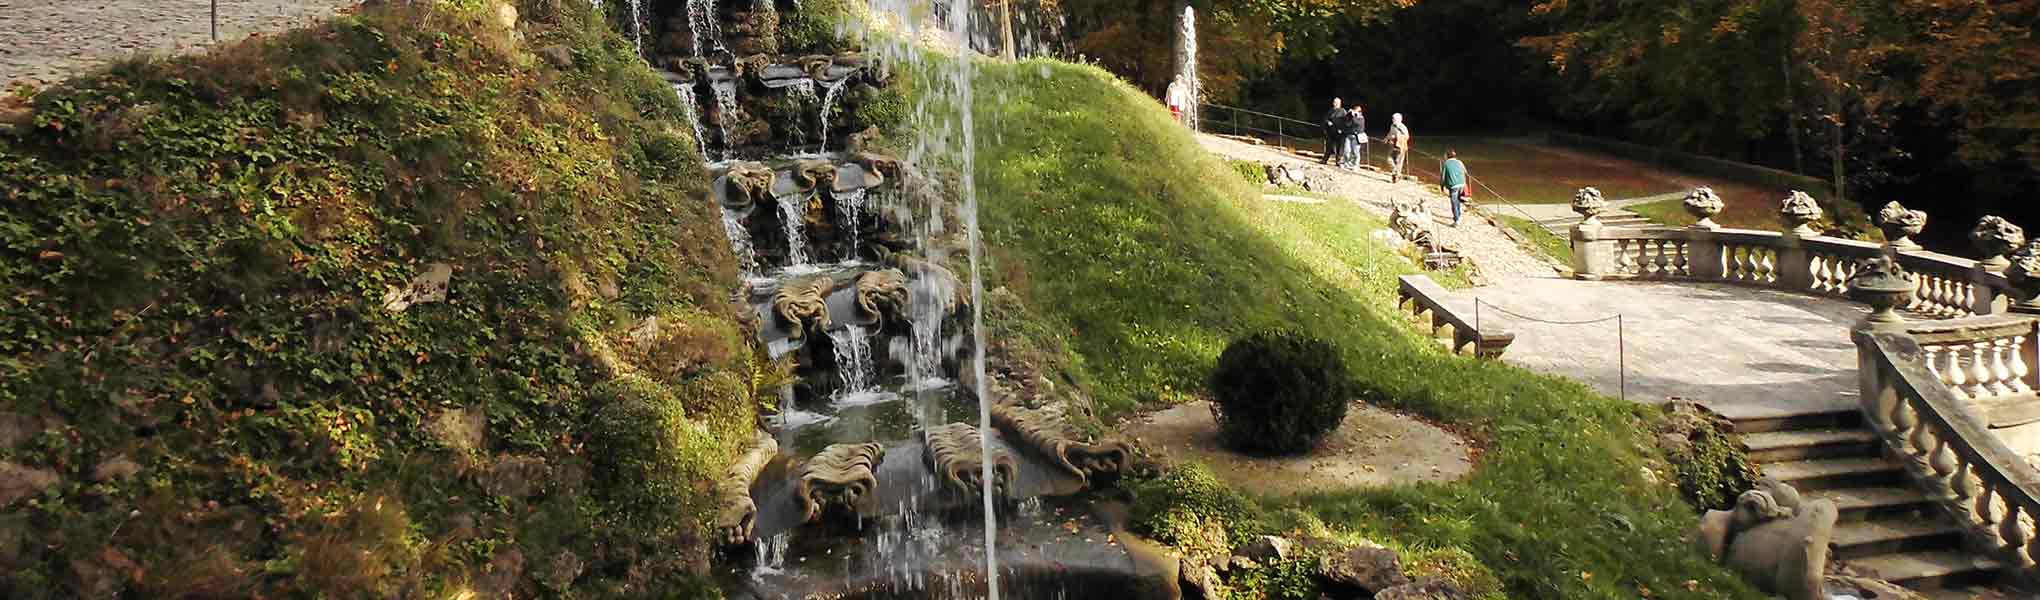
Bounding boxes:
211 0 220 43
1277 120 1285 149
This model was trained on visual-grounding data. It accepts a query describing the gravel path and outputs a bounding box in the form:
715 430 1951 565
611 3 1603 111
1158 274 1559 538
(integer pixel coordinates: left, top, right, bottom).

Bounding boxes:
0 0 355 89
1198 133 1561 282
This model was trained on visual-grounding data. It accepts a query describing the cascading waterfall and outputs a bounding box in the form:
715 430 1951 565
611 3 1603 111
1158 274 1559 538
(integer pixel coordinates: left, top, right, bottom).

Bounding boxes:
858 0 1001 594
817 77 853 152
829 324 875 394
776 193 811 266
712 79 741 159
688 0 726 57
671 80 715 162
837 187 868 261
719 207 756 276
627 0 645 56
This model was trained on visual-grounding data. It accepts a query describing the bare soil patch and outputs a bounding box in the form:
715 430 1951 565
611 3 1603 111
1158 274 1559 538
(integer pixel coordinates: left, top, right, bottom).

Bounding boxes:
1124 401 1475 497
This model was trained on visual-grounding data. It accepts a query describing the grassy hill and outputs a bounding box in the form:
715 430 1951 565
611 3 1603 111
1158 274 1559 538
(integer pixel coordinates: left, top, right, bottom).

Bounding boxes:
0 1 755 595
971 59 1761 599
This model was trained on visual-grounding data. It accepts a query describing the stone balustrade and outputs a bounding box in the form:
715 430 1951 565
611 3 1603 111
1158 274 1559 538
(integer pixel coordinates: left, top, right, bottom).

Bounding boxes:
1571 195 2026 318
1394 275 1515 358
1856 318 2040 579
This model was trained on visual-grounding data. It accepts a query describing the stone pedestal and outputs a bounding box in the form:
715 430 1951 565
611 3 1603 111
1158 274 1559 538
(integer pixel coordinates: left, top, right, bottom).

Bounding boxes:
1572 223 1615 280
1775 233 1814 292
1687 228 1725 280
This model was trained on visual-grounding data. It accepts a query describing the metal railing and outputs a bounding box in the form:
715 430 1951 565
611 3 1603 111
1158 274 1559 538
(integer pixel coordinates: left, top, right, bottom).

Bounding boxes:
1197 102 1326 153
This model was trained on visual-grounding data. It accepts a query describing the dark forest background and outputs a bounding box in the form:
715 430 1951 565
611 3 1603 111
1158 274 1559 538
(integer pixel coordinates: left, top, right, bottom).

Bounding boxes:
1033 0 2037 251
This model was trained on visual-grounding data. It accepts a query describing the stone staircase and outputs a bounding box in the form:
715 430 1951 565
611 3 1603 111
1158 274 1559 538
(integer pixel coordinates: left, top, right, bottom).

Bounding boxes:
1734 408 2008 591
1530 191 1687 236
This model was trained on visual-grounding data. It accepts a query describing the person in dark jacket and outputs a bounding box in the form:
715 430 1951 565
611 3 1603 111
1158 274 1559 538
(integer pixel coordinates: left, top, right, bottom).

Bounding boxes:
1321 98 1346 165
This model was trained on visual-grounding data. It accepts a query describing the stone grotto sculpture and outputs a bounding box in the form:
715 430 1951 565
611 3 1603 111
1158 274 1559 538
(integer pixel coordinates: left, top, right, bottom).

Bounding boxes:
795 159 838 192
796 442 886 523
722 162 775 210
921 423 1017 502
1779 191 1824 237
773 275 835 341
2006 239 2040 311
1692 477 1836 600
714 431 779 545
1389 198 1434 248
853 269 910 330
990 403 1133 483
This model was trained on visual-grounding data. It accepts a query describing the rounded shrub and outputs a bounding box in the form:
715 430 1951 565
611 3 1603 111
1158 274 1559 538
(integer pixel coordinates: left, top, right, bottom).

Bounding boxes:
1209 331 1352 455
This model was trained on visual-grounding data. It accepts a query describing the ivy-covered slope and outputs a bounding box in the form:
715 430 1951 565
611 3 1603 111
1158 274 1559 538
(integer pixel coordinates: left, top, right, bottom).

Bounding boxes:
0 1 760 596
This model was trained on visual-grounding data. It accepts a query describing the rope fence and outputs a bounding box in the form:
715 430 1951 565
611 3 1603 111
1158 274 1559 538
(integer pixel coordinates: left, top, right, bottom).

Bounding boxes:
1474 298 1627 401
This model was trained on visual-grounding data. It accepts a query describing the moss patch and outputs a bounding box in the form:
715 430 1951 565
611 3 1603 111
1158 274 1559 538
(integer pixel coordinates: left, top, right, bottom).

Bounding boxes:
0 1 756 595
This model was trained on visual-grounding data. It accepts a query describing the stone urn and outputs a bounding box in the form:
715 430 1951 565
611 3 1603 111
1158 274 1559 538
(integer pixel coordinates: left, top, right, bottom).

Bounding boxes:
1875 201 1928 251
1971 215 2026 271
1572 187 1608 227
2006 240 2040 313
1779 191 1823 237
1847 256 1916 324
1684 187 1725 229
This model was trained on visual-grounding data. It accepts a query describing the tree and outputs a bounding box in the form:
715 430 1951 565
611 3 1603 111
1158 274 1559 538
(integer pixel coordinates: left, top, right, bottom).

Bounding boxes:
1056 0 1412 101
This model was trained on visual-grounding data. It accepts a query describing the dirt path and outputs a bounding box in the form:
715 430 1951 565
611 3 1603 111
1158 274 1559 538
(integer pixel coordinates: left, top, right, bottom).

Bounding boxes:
1125 402 1474 497
1198 133 1560 282
0 0 355 89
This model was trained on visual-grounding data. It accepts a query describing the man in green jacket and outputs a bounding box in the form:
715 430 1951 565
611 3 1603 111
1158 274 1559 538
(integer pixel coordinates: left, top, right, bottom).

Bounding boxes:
1441 149 1469 227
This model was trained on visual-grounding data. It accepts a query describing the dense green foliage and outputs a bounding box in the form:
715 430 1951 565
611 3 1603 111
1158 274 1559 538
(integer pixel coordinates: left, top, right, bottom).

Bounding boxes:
1210 331 1352 455
972 58 1759 598
0 1 760 595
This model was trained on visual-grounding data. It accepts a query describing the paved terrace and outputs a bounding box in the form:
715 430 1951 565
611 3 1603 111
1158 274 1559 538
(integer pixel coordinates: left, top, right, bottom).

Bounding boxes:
1466 276 1868 420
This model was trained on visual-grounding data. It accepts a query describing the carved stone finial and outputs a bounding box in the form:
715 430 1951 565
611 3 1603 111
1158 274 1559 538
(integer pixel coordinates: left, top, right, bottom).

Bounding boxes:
1847 257 1916 323
1778 191 1823 237
1875 201 1927 251
1572 187 1607 226
1971 215 2026 271
2006 240 2040 312
1684 187 1724 230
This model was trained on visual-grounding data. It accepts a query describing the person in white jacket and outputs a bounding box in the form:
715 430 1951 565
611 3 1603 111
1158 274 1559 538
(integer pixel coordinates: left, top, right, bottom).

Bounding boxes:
1166 77 1191 125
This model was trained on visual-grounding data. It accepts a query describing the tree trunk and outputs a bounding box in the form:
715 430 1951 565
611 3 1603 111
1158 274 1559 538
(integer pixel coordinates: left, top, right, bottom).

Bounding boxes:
1783 53 1804 175
999 0 1017 61
1829 92 1846 207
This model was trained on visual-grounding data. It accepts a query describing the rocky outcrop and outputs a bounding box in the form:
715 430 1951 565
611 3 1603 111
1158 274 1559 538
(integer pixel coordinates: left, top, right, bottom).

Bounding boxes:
794 159 838 192
1316 542 1410 597
797 442 885 523
1375 578 1468 600
1693 477 1836 600
921 423 1016 501
989 403 1131 483
715 431 778 546
1390 198 1434 248
773 275 835 341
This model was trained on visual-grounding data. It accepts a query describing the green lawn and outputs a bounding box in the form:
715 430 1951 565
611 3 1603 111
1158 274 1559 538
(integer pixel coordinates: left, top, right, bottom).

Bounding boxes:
1497 214 1575 267
971 58 1759 599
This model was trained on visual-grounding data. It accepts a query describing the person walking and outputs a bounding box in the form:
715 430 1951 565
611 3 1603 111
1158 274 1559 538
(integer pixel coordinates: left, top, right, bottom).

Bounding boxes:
1354 106 1370 168
1166 77 1190 125
1387 113 1411 183
1321 98 1347 165
1441 149 1470 227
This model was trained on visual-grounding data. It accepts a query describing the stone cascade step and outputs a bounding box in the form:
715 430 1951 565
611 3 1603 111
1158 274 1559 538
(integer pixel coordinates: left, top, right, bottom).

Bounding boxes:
1728 409 2008 593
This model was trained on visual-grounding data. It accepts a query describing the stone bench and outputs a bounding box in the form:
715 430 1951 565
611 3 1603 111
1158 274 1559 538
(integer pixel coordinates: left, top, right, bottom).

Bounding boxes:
1395 275 1514 359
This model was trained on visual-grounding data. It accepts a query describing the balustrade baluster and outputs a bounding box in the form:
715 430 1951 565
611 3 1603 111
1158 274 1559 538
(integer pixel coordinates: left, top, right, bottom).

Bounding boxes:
1909 421 1936 463
1970 341 1994 398
1954 457 1980 500
2012 335 2032 394
1675 241 1690 276
1990 337 2016 397
1946 345 1971 395
1930 438 1960 496
2001 504 2029 557
1924 346 1944 382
